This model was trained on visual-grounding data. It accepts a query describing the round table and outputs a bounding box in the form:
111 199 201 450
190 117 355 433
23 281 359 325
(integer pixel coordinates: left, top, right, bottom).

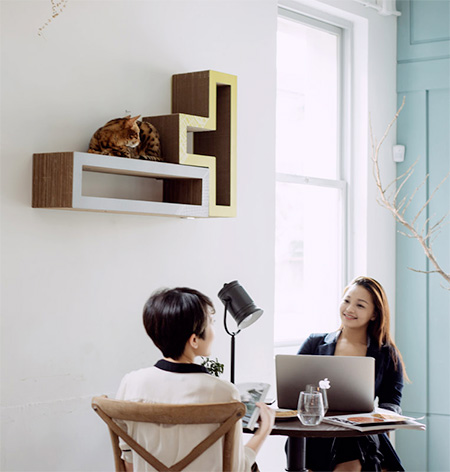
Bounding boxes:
248 416 393 472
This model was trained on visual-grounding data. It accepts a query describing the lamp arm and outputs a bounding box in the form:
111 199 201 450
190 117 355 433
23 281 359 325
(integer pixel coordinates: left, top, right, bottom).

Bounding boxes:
223 301 240 337
223 301 240 384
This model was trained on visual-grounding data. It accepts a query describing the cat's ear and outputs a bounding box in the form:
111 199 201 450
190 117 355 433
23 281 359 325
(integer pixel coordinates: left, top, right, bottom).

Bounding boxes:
127 115 141 126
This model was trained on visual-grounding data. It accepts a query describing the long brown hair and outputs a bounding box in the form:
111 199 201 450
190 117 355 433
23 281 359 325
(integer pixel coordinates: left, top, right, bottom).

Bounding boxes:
342 276 409 382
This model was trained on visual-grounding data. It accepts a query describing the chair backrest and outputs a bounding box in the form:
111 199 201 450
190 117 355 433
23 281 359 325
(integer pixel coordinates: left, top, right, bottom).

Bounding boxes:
92 395 246 472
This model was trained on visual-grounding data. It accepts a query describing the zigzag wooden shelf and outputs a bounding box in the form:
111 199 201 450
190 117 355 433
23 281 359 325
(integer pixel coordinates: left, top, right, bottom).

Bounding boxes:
154 70 237 217
32 152 210 218
32 70 236 218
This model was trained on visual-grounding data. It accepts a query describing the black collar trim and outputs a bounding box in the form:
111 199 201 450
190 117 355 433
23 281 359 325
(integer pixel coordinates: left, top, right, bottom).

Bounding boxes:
155 359 210 374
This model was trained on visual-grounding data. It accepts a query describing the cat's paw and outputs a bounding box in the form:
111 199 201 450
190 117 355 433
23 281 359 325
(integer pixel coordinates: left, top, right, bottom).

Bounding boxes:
139 155 164 162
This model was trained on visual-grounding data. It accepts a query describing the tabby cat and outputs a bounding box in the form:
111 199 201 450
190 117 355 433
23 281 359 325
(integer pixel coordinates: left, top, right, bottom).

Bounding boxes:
88 115 162 160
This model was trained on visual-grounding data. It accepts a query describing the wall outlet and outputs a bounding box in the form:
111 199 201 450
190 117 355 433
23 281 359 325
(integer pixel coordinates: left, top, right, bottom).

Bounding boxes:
393 144 405 162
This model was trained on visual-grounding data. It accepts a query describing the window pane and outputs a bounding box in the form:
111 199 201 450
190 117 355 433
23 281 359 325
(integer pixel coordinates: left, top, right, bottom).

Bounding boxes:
275 182 343 344
277 17 339 179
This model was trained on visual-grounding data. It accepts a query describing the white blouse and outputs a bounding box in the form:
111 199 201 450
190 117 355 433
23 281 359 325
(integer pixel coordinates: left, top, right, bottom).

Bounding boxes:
115 360 256 471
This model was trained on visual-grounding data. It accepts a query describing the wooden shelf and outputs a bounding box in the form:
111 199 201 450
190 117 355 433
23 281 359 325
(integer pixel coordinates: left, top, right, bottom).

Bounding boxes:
32 152 210 218
143 70 237 217
32 70 237 218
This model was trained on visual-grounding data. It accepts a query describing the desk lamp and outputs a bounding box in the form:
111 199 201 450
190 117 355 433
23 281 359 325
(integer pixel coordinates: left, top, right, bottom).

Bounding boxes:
218 281 263 383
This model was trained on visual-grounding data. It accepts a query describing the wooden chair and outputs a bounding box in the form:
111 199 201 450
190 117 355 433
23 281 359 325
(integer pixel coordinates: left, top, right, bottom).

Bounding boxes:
92 395 246 472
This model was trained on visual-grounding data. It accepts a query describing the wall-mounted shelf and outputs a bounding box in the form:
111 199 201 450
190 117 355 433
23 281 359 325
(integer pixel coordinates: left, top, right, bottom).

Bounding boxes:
32 152 210 217
32 70 237 218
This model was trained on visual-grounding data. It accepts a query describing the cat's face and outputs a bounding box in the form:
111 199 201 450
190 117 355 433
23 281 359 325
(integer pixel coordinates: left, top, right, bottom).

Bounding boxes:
124 127 140 148
122 115 140 148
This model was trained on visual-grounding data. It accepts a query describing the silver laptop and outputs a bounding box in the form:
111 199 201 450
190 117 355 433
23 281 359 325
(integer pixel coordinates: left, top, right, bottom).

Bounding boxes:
275 354 375 413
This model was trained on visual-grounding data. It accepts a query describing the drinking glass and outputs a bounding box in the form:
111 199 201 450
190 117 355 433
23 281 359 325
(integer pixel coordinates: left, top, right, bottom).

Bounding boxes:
297 391 325 426
305 384 329 414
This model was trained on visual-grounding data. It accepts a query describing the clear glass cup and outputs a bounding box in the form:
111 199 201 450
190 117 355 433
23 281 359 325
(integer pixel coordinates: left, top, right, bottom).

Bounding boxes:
305 384 329 414
297 391 325 426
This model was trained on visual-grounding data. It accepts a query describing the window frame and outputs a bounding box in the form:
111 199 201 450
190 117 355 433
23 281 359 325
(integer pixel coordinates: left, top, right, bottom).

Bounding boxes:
275 7 352 351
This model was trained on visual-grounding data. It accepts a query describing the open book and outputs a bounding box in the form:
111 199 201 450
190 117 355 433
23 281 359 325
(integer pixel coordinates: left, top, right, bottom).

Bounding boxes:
237 382 270 431
322 408 426 432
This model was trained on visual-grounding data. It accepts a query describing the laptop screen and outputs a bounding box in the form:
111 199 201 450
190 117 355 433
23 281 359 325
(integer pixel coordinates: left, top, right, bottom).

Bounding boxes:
275 354 375 412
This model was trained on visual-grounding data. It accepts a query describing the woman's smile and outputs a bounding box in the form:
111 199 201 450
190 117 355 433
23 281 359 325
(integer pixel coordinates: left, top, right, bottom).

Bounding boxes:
339 284 376 329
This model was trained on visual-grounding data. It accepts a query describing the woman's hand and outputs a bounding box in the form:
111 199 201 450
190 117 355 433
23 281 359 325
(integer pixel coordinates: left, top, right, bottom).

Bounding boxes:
245 402 275 455
254 402 275 436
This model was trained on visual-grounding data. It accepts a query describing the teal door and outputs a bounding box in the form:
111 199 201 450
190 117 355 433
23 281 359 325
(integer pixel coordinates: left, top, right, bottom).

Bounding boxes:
396 1 450 471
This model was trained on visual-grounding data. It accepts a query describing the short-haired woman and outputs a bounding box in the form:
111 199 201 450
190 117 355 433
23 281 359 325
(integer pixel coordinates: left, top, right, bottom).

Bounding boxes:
116 287 275 472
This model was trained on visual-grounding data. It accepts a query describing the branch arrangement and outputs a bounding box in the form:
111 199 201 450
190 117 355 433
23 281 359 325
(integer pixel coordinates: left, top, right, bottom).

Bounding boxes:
370 97 450 289
38 0 68 37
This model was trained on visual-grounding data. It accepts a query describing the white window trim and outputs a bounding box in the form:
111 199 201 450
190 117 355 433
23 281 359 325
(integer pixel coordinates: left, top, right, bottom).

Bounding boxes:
278 3 352 282
275 10 350 350
352 0 400 17
275 1 372 351
278 0 370 282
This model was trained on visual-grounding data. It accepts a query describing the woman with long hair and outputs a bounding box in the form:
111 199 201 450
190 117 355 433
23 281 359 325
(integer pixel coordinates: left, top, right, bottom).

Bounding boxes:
288 276 407 471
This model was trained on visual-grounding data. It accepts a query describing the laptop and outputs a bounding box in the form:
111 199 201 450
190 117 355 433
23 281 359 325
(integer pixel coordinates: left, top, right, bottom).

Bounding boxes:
275 354 375 413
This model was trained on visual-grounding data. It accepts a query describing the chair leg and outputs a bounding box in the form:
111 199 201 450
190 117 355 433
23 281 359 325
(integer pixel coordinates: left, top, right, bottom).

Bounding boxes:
109 429 127 472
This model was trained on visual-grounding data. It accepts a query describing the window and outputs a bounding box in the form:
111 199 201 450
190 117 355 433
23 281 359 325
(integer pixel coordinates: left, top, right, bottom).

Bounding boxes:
275 10 348 353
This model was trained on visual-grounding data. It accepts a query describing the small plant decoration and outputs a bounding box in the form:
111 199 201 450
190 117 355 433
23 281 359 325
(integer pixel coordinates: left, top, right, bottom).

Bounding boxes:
38 0 69 37
201 357 224 377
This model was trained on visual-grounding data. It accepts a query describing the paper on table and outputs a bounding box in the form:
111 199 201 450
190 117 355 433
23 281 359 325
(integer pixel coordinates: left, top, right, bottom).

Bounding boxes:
322 408 426 432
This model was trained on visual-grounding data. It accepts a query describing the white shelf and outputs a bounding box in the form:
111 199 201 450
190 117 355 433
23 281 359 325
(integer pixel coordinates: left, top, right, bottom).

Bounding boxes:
33 152 210 218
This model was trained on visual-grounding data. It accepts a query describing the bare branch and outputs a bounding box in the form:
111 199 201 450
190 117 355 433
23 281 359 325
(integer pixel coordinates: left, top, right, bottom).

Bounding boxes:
430 213 450 231
402 172 428 217
370 99 450 289
396 196 408 213
384 162 417 194
374 97 406 157
393 166 416 205
431 231 443 245
398 232 418 239
412 172 449 226
38 0 69 36
407 267 445 275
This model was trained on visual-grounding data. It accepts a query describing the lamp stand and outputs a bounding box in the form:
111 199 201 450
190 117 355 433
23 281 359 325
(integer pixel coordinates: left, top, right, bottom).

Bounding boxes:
230 332 236 384
223 301 240 384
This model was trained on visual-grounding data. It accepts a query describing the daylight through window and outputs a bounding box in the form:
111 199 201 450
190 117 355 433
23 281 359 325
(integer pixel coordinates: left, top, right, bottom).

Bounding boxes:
275 10 348 353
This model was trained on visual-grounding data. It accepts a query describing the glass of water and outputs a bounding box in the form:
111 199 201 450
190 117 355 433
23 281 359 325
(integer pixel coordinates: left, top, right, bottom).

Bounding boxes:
305 384 329 415
297 391 325 426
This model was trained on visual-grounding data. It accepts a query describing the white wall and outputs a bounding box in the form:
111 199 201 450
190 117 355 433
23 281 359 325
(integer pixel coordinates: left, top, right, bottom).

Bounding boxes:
0 2 277 470
0 1 397 471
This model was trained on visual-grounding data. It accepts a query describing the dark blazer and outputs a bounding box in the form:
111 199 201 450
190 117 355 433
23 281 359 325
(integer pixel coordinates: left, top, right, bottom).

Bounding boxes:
287 331 405 471
299 331 404 413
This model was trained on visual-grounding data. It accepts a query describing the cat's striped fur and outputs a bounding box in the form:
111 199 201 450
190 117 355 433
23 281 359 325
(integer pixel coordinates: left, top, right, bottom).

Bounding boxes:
88 115 162 161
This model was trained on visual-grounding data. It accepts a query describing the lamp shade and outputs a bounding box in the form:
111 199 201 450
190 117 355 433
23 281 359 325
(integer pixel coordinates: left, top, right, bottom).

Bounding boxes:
218 281 263 330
